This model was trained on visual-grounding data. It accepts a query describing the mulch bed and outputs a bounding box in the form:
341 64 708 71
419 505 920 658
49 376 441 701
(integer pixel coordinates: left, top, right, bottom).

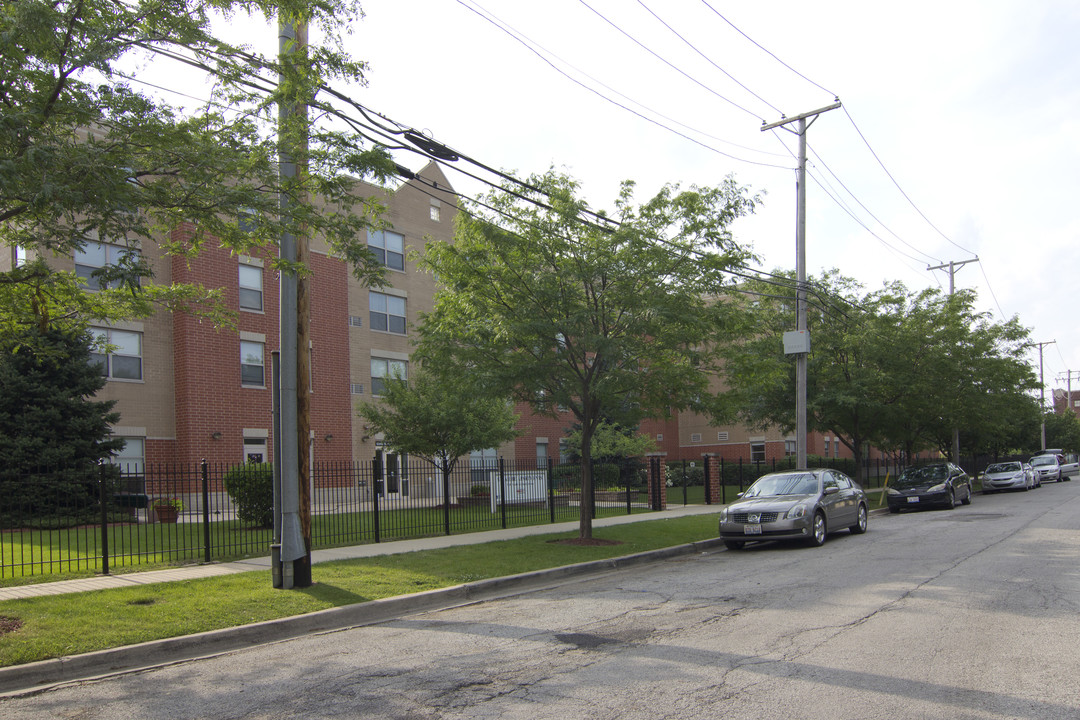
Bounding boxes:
0 616 23 637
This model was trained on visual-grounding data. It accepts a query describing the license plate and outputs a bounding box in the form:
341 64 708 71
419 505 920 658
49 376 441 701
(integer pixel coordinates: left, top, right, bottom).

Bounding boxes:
744 524 762 535
907 497 920 503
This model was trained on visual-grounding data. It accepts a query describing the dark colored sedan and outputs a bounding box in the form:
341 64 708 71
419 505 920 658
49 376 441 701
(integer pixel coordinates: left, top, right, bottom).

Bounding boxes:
887 462 972 512
718 468 868 549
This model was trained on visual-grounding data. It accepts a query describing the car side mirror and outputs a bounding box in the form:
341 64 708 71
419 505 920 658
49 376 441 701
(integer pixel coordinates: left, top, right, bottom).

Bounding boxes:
824 486 839 495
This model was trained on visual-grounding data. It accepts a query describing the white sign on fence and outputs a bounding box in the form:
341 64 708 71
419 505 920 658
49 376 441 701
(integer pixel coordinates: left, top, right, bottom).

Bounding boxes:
486 470 548 513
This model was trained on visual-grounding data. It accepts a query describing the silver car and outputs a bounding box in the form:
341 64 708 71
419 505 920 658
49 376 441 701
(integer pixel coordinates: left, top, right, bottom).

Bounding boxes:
1030 454 1062 483
981 461 1033 493
718 469 868 550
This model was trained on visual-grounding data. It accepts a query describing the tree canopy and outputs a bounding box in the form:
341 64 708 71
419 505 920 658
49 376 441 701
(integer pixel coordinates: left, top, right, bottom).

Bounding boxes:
719 270 1039 477
1 0 394 337
418 170 759 538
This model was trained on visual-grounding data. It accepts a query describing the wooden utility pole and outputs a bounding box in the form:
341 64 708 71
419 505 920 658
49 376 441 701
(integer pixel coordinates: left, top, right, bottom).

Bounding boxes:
276 17 312 588
927 258 978 464
761 100 841 469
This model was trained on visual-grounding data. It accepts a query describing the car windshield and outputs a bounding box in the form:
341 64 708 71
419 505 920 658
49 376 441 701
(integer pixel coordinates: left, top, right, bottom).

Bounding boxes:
894 465 948 487
1031 456 1056 466
986 462 1021 473
743 473 818 497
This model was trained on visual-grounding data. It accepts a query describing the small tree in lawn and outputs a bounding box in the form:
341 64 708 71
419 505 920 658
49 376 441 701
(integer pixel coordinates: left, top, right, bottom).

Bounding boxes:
419 170 759 539
356 366 520 505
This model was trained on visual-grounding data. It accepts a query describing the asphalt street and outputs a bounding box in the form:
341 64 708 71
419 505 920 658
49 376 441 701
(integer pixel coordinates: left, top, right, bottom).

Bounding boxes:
2 481 1076 718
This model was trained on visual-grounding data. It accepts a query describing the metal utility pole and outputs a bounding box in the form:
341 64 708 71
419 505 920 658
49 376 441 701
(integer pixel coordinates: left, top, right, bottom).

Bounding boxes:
1035 341 1056 451
927 258 978 464
275 18 312 588
762 100 841 469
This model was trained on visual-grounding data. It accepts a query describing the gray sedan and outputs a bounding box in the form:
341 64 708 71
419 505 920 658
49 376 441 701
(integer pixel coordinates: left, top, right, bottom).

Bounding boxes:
982 461 1034 493
718 468 868 550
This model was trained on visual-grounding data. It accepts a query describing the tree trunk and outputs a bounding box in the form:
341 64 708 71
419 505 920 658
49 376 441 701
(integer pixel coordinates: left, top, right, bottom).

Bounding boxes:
579 422 595 539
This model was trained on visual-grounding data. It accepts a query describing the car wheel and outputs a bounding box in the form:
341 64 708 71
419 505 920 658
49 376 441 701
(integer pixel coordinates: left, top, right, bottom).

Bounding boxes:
808 511 827 547
961 486 972 505
849 503 868 534
724 540 745 551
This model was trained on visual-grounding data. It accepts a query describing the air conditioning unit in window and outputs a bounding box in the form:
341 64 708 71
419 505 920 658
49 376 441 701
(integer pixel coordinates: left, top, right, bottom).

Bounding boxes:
350 383 364 395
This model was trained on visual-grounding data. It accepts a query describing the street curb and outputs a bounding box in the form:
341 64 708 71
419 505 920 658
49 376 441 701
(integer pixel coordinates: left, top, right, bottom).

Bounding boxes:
0 537 727 697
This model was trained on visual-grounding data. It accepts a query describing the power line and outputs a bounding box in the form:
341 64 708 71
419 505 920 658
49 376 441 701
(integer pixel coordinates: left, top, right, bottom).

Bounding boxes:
698 0 835 98
575 0 766 122
454 0 791 169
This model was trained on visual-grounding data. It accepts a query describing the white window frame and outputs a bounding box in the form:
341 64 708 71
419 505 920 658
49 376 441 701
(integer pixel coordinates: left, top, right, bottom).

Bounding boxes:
370 357 407 396
750 442 766 463
90 328 143 381
75 240 139 291
368 229 405 271
240 341 265 387
238 264 263 312
370 291 406 335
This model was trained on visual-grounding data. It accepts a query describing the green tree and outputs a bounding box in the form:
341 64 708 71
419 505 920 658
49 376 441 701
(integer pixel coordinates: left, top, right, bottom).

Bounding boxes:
1 0 394 337
1038 411 1080 454
419 170 759 538
721 271 1038 477
356 366 520 499
0 326 123 516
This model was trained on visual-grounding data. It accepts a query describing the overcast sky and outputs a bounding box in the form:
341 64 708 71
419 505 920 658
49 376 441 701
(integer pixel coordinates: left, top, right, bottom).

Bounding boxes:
173 1 1080 396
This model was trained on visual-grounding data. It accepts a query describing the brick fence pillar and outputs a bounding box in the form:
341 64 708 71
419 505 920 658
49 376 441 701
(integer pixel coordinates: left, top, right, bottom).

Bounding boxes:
646 452 668 510
703 453 721 505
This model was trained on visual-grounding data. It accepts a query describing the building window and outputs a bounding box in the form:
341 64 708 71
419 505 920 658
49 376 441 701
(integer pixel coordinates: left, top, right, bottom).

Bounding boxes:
429 199 441 222
243 437 267 464
238 264 263 311
371 358 406 396
240 341 265 386
824 439 830 457
785 440 796 456
15 246 27 267
90 328 143 380
536 441 548 468
751 442 765 463
238 208 258 233
110 437 145 475
368 229 405 271
656 434 664 441
370 292 406 335
75 241 140 291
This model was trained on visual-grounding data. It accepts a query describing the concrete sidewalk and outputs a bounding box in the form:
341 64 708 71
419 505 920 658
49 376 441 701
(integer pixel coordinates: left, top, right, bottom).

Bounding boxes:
0 504 724 601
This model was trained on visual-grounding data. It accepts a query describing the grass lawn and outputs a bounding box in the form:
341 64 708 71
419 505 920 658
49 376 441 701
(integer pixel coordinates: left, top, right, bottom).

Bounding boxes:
0 513 721 668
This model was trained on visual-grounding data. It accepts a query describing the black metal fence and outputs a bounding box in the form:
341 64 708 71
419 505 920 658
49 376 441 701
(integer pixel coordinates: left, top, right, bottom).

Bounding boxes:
0 457 655 580
0 452 1019 581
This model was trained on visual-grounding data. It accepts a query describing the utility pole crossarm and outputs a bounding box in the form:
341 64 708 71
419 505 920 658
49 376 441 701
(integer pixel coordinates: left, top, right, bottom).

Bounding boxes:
760 101 842 132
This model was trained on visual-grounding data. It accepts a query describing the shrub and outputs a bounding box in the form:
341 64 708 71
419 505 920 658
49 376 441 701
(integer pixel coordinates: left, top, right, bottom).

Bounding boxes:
223 463 274 528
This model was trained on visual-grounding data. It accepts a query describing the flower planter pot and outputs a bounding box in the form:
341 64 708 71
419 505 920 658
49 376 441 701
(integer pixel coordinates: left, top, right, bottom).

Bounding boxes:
154 505 179 523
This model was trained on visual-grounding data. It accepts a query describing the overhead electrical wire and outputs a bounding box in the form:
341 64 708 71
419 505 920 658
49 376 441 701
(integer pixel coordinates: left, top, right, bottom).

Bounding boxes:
454 0 791 169
575 0 765 122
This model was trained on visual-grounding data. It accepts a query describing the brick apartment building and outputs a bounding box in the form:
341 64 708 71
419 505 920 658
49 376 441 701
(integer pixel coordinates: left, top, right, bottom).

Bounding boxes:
5 162 849 473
